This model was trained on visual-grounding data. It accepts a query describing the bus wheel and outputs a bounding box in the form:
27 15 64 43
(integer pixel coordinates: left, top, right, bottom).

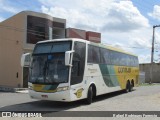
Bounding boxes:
86 86 93 104
125 81 131 93
130 80 134 91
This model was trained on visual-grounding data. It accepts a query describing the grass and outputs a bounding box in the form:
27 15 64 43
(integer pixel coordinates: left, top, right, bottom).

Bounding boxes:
139 83 160 86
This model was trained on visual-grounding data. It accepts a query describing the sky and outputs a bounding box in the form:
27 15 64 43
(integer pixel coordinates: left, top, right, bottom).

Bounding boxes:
0 0 160 63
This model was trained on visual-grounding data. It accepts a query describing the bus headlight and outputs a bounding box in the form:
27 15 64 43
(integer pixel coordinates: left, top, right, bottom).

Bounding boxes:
28 85 33 90
56 86 69 92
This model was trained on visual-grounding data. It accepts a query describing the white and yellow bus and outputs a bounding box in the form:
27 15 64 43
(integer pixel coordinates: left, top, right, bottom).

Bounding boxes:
21 38 139 104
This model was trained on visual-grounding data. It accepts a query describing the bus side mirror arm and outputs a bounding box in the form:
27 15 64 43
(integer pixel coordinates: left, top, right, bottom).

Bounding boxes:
21 53 31 67
65 50 74 66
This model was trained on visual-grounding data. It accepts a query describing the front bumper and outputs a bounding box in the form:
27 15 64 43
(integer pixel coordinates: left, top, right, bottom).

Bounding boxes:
29 89 71 102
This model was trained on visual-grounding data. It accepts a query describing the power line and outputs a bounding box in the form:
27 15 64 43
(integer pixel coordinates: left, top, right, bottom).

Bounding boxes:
0 22 157 50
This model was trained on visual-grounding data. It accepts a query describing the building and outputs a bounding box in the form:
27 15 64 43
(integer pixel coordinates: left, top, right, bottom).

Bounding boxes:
139 63 160 83
0 11 66 89
66 28 101 43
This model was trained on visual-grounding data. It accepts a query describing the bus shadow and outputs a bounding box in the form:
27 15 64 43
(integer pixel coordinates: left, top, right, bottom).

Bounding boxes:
0 89 135 113
93 90 126 103
94 89 136 103
0 100 83 112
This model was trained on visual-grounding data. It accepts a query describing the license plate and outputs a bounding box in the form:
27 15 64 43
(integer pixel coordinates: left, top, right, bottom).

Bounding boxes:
41 95 48 98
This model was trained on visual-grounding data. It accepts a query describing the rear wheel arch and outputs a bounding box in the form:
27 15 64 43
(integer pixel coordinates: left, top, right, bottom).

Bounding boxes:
125 80 131 92
127 80 130 86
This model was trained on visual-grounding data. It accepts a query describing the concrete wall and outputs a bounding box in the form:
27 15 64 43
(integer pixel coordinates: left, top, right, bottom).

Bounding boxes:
139 71 145 84
0 13 24 87
139 63 160 83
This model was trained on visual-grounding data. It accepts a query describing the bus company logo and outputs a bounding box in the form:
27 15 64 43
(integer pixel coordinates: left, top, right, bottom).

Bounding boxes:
118 67 131 73
74 88 84 98
2 112 11 117
88 68 97 73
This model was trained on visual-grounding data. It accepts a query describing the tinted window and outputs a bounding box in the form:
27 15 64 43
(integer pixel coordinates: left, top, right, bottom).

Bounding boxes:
88 45 100 63
132 56 139 67
87 44 138 67
33 42 71 54
110 51 119 65
51 42 71 53
100 48 110 64
109 50 138 67
100 48 139 67
34 44 52 54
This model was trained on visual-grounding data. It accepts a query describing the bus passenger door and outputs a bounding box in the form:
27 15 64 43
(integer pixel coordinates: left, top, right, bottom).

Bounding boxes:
70 41 86 100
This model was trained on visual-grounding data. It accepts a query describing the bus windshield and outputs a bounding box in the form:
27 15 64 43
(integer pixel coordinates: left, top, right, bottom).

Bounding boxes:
29 41 71 84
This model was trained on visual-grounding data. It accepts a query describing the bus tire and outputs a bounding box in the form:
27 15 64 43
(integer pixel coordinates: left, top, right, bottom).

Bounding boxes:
130 80 134 91
125 81 131 93
86 86 93 104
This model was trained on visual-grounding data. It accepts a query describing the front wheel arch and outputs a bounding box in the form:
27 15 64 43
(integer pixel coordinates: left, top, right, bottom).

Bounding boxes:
86 83 97 104
90 84 96 97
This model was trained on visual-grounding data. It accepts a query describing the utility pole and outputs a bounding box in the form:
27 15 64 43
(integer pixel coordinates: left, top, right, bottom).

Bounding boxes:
150 25 160 84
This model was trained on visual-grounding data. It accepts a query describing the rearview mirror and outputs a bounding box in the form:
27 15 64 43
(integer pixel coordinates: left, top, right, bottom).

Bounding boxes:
21 53 31 67
65 50 74 66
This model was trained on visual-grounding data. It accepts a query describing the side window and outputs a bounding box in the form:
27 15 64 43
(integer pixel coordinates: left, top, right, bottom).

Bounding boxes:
110 51 115 65
132 56 139 67
88 45 93 63
110 51 130 66
132 56 135 67
130 56 134 66
118 53 123 66
100 48 110 64
88 45 100 63
71 42 86 85
125 55 129 66
136 57 139 66
114 52 120 65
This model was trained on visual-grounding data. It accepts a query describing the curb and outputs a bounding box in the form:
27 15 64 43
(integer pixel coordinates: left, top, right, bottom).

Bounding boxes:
15 90 29 93
14 88 29 93
0 86 28 92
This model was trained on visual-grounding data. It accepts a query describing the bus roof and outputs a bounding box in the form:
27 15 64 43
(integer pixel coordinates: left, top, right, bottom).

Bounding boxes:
37 38 89 44
37 38 137 57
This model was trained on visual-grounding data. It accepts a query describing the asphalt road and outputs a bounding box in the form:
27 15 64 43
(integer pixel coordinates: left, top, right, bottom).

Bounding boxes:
0 85 160 118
